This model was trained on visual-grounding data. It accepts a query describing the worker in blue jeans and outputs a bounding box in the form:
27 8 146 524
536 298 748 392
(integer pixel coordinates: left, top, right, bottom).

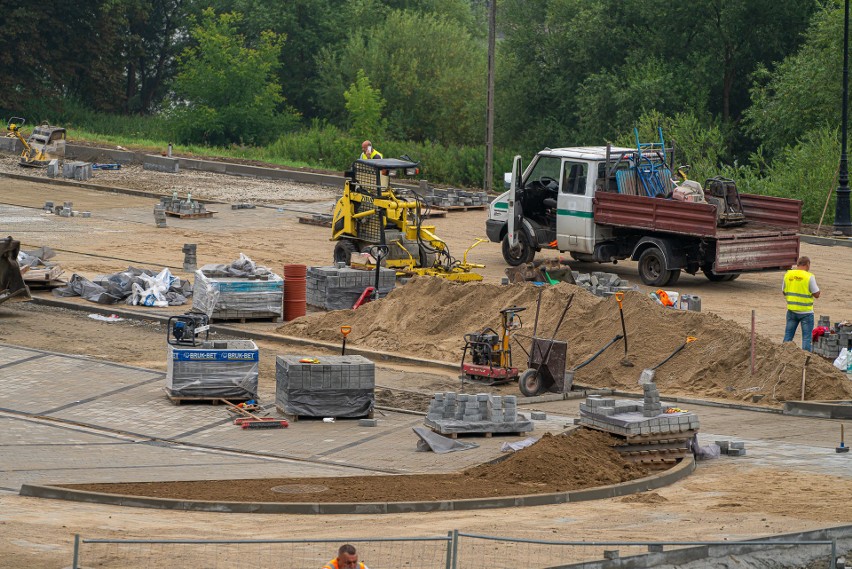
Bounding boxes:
782 256 820 351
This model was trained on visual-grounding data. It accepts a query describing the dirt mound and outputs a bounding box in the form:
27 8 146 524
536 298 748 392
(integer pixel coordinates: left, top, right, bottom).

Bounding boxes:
279 278 852 405
64 428 648 502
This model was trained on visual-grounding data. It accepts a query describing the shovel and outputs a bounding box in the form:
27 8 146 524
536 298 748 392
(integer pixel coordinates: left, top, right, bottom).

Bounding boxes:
341 325 352 355
614 292 633 367
641 336 697 383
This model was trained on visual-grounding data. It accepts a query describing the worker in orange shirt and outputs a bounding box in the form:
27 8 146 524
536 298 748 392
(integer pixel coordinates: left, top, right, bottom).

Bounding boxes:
322 544 369 569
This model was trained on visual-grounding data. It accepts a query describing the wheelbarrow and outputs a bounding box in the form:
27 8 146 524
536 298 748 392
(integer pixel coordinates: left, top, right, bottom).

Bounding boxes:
518 292 573 397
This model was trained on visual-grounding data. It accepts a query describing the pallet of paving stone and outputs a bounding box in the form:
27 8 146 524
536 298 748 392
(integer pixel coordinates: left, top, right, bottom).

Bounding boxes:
163 388 253 406
297 215 333 228
164 209 216 218
423 419 532 439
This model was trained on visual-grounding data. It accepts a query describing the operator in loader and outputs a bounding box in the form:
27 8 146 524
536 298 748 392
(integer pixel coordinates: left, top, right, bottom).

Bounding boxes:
360 140 382 160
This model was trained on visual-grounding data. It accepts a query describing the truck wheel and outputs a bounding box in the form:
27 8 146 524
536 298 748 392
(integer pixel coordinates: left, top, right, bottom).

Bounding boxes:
519 368 543 397
333 239 357 266
637 247 675 287
502 231 535 266
666 269 681 286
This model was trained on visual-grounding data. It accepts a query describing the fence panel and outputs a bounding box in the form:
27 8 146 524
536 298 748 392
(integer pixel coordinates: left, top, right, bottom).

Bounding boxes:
73 535 452 569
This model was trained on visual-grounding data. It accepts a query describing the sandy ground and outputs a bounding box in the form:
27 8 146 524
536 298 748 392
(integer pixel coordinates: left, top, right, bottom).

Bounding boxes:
2 162 852 567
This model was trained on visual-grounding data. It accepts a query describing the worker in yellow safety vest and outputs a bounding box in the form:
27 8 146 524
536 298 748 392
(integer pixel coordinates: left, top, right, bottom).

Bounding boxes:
321 544 369 569
360 140 382 160
782 256 820 352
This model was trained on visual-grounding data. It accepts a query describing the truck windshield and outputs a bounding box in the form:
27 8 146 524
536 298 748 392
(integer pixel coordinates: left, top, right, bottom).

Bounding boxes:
525 155 561 186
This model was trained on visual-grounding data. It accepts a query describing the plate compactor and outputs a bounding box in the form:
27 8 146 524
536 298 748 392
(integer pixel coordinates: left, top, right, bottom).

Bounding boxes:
460 306 526 385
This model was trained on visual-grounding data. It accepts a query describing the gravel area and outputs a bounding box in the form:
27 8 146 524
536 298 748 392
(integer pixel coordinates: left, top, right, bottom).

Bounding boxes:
0 153 341 204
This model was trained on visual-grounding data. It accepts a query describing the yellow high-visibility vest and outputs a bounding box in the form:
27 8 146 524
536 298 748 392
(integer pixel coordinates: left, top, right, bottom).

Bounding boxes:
783 269 814 312
360 149 382 160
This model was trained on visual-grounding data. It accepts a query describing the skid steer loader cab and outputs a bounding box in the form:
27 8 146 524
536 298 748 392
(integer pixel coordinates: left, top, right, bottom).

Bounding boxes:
330 158 484 282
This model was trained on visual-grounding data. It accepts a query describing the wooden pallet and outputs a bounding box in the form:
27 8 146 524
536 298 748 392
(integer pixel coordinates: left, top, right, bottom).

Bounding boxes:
164 210 217 218
275 407 374 423
211 311 283 324
22 265 64 283
419 208 447 218
430 428 530 439
437 204 487 212
298 215 332 228
164 388 254 405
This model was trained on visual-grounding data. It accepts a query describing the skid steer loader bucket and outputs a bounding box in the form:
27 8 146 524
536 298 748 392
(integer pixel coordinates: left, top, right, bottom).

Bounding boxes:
0 237 31 305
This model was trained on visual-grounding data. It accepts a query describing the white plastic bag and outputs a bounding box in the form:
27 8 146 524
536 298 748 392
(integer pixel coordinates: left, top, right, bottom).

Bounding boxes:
835 348 849 371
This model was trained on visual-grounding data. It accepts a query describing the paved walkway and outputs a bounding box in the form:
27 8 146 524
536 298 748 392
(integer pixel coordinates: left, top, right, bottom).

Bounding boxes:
3 343 852 496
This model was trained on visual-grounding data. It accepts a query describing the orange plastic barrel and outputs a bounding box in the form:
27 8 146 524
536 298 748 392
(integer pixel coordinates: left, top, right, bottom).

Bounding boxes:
283 264 307 321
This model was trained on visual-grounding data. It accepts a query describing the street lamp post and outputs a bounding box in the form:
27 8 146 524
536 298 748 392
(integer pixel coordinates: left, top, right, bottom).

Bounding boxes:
835 0 852 236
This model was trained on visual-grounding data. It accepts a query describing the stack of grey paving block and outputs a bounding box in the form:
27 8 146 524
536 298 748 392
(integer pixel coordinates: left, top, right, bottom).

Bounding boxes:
579 390 700 437
143 154 179 173
715 440 747 456
573 271 635 298
306 263 396 310
275 355 375 418
46 159 59 178
165 339 259 400
192 270 283 321
813 315 852 360
55 201 74 218
182 243 197 272
408 182 489 208
43 201 53 212
159 194 208 216
153 205 168 227
231 203 256 209
424 392 533 436
61 161 92 181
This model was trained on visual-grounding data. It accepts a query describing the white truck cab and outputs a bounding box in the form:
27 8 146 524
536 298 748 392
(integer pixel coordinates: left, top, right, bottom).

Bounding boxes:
486 146 634 266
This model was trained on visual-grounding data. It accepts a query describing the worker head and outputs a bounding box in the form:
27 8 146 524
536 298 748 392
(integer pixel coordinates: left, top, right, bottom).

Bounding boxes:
796 256 811 270
362 140 372 154
336 544 359 568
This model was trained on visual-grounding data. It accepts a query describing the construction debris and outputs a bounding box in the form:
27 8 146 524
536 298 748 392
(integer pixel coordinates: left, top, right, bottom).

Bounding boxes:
298 213 333 227
813 315 852 360
159 192 213 218
53 267 192 306
17 246 65 288
505 260 635 298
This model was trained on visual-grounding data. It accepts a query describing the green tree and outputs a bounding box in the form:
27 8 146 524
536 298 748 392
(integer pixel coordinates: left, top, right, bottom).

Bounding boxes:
344 70 386 138
315 9 486 145
744 3 844 156
172 8 298 145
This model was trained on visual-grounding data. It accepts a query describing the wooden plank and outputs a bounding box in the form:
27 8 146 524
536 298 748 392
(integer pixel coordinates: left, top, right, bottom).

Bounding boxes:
164 210 216 218
298 216 332 228
164 387 253 405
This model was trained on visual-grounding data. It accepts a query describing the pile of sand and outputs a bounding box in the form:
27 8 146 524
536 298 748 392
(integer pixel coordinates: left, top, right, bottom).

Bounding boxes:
65 428 646 502
280 278 852 405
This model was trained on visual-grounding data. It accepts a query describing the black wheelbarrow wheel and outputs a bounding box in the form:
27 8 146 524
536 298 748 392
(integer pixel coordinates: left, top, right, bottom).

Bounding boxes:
519 368 544 397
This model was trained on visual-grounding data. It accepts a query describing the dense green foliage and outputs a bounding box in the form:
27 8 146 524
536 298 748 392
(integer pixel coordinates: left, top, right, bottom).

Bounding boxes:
2 0 850 222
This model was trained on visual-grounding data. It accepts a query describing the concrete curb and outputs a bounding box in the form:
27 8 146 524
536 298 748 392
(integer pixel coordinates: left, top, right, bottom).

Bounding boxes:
800 234 852 248
18 456 695 514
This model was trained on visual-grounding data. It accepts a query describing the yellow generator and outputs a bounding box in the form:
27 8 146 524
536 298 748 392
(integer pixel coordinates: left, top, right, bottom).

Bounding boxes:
331 158 483 281
6 117 67 168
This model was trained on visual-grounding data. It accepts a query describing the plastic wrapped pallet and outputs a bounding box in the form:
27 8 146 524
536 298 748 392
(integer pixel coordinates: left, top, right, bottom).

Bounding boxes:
275 355 374 418
166 340 259 399
192 270 283 320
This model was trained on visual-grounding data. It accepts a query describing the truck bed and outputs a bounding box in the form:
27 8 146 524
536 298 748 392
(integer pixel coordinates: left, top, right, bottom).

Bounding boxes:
593 191 801 272
593 191 800 237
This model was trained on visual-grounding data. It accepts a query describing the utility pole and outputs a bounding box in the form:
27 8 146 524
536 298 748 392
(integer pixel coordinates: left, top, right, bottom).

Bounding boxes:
835 0 852 236
484 0 496 194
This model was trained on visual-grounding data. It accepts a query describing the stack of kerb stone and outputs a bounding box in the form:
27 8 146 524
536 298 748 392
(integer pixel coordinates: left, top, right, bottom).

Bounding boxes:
61 161 92 181
153 205 167 228
306 263 396 310
182 244 197 272
412 185 489 208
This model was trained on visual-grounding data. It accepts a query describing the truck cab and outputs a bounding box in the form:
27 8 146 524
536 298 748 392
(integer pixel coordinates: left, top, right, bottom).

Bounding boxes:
486 146 633 265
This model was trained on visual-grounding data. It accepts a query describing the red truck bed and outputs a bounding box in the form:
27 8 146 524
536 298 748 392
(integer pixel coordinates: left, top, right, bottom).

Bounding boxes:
593 192 801 272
